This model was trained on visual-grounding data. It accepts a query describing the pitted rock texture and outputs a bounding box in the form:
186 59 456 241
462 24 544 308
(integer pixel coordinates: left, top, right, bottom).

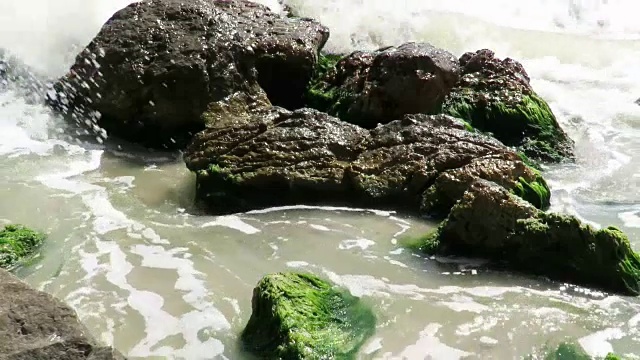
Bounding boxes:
442 49 574 162
184 108 544 216
47 0 328 148
0 269 125 359
307 42 460 128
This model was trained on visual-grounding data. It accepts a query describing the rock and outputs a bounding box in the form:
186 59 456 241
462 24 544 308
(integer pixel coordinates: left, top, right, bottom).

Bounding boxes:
0 268 125 359
184 108 548 216
240 272 375 359
0 225 45 270
526 342 620 360
47 0 329 148
442 49 574 162
306 43 460 128
419 180 640 295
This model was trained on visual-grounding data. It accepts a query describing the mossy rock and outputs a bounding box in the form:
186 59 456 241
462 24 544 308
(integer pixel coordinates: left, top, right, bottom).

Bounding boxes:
0 224 45 270
415 180 640 296
525 342 623 360
241 272 376 359
442 49 574 163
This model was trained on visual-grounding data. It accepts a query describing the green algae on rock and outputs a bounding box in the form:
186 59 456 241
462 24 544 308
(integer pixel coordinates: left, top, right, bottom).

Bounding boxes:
525 342 622 360
241 272 375 359
418 180 640 296
0 224 45 270
442 49 574 163
305 52 346 114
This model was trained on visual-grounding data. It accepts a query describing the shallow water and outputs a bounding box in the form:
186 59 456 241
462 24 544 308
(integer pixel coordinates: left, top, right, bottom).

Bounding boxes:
1 0 640 359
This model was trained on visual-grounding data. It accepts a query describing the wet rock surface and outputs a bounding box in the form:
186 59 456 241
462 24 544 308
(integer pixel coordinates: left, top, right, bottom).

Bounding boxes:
184 108 545 216
307 42 460 128
0 269 125 360
421 180 640 296
47 0 328 148
442 49 574 162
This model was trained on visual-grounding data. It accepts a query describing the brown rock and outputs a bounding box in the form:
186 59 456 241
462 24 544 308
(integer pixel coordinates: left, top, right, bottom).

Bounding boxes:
47 0 328 148
0 269 124 359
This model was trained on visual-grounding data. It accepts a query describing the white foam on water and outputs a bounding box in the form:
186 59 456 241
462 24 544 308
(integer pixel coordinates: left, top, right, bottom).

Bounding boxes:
201 215 261 235
381 323 472 360
579 328 625 358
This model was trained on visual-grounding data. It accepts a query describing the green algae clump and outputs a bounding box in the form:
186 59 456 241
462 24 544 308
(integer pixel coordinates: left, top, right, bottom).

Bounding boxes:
304 53 354 120
415 180 640 296
0 224 45 270
241 272 376 359
511 175 551 210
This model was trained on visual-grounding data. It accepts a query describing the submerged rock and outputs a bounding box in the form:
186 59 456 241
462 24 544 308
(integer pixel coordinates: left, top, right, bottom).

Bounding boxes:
442 49 574 162
184 108 548 216
525 342 621 360
241 272 375 359
306 42 460 127
0 224 45 270
418 180 640 295
47 0 328 148
0 268 124 359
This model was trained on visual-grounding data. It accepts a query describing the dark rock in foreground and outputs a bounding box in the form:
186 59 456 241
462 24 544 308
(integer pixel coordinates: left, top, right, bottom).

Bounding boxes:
47 0 328 148
0 224 45 270
442 49 574 162
184 107 548 216
0 268 125 359
418 180 640 296
241 272 375 359
307 42 460 128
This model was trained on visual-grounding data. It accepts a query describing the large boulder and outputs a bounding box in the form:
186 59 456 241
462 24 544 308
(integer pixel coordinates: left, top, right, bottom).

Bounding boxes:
306 42 460 128
442 49 574 162
0 268 125 359
47 0 329 148
0 225 45 271
241 272 375 359
184 107 548 216
418 180 640 296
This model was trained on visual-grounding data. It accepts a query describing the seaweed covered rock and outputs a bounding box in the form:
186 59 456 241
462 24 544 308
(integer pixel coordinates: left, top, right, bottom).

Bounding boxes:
184 107 548 216
0 224 45 270
442 49 574 162
420 180 640 295
0 268 125 359
307 42 460 127
525 342 621 360
47 0 328 148
241 272 375 359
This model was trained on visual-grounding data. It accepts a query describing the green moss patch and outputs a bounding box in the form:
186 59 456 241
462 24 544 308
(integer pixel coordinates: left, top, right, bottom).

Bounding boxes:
0 224 45 270
304 53 355 121
443 90 572 162
511 175 551 210
241 272 376 359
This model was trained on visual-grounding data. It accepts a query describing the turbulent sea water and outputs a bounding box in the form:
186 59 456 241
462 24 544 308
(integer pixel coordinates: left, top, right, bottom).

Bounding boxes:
1 0 640 358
